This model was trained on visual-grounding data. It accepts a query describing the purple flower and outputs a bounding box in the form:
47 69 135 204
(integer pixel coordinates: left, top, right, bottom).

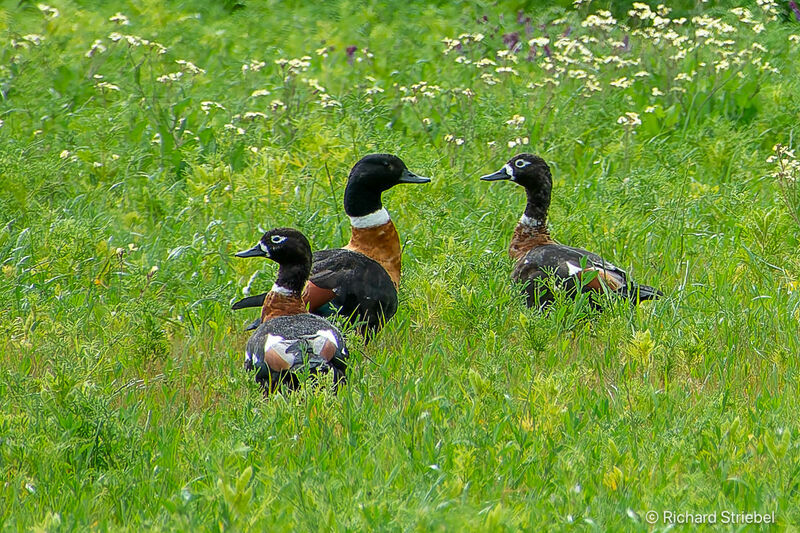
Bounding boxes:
517 10 530 24
562 25 572 37
524 21 533 36
791 0 800 21
503 31 520 50
543 44 552 58
346 45 357 64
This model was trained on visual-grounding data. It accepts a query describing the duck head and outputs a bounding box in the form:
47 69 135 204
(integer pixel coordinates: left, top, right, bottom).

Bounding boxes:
236 227 312 295
480 153 552 223
343 153 430 217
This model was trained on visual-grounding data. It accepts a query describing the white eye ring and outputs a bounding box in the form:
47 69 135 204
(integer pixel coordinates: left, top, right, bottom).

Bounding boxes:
270 235 287 244
515 159 531 168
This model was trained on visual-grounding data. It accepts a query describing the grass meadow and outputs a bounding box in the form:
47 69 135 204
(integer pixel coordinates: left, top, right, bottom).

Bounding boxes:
2 0 800 530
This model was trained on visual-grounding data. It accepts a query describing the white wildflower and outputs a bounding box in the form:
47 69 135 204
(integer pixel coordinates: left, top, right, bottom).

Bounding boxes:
175 60 205 75
201 101 225 113
96 82 120 92
610 77 633 88
85 40 107 58
156 72 183 83
109 12 130 25
37 4 59 18
243 111 267 120
223 124 245 135
617 112 641 127
505 115 525 127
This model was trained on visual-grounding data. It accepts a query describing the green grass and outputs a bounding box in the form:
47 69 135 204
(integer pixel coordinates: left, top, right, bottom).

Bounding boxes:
2 0 800 530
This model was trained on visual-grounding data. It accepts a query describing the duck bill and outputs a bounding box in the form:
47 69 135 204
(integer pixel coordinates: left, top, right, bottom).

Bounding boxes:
480 165 513 181
398 168 431 184
235 244 267 258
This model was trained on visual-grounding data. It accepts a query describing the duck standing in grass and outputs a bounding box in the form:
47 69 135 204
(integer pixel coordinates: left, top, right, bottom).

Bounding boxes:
480 153 662 309
233 154 430 335
237 228 348 394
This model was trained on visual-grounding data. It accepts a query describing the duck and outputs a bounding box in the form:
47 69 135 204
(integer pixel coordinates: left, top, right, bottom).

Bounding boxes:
480 153 662 308
233 153 430 336
238 227 349 394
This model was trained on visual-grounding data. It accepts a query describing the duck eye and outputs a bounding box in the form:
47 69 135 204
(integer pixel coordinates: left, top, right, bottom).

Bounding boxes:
515 159 530 168
270 235 287 244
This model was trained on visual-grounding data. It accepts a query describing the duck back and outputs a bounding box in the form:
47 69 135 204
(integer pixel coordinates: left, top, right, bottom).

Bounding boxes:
245 313 348 393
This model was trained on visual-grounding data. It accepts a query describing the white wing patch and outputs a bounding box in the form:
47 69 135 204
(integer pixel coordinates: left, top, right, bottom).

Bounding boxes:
257 329 342 371
264 334 283 352
566 261 583 276
315 329 339 347
305 329 339 362
598 260 620 272
265 334 296 365
262 334 296 370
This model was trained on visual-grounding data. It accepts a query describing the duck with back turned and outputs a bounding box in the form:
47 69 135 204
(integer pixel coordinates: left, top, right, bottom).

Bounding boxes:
239 227 348 394
480 153 662 309
233 154 430 336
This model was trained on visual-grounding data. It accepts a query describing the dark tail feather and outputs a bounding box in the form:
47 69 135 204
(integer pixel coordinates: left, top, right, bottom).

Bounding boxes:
620 283 663 303
232 292 268 310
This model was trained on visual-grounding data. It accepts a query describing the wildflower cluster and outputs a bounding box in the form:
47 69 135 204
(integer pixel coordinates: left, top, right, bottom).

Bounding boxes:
37 3 60 18
616 112 642 128
768 144 799 183
770 144 800 228
242 59 267 74
398 81 443 104
93 74 121 93
436 1 781 129
275 57 312 79
107 32 167 54
157 60 206 84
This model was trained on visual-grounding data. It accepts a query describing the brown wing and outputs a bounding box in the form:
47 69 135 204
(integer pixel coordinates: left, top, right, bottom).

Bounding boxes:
301 281 337 312
577 267 625 292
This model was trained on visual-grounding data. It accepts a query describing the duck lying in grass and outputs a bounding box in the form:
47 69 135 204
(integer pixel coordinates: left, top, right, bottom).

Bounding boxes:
233 154 430 336
480 153 662 309
237 228 348 394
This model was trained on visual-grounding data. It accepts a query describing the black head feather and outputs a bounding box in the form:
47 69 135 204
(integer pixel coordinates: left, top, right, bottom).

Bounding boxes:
235 227 312 295
343 153 430 217
480 153 552 221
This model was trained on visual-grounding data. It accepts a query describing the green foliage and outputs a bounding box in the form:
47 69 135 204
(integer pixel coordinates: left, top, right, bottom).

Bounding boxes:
2 0 800 530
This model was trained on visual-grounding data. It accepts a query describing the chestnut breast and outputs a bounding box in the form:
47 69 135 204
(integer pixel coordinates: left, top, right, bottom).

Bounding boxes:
509 223 556 261
344 220 402 287
261 292 306 321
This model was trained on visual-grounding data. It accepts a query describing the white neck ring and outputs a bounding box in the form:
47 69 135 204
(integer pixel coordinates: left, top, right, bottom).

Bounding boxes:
349 207 391 229
270 283 295 297
519 214 543 228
